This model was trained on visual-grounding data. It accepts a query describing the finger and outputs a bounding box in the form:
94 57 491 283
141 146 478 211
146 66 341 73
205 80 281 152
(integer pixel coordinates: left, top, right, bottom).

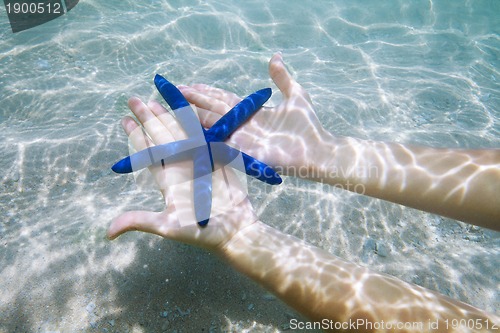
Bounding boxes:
268 52 301 99
128 97 172 145
108 210 170 240
147 98 169 117
122 115 140 136
122 116 154 152
196 106 222 129
186 84 243 107
128 97 155 126
147 100 187 141
122 104 176 197
178 85 233 116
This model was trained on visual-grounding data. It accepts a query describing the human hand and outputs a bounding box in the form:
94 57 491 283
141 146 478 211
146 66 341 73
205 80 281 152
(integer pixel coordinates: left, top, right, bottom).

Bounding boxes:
108 97 258 252
178 53 329 174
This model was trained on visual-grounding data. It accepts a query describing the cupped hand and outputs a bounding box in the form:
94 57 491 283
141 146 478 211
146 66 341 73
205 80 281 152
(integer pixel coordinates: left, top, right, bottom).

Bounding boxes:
178 53 328 174
108 97 258 253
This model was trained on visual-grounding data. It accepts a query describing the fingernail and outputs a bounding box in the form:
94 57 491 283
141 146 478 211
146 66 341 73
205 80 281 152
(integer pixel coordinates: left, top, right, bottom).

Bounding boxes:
146 99 158 107
272 52 283 63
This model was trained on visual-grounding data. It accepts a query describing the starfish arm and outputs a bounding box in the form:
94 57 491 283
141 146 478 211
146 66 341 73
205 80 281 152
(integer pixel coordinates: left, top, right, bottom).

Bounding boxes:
193 147 213 226
111 139 197 173
115 76 281 227
154 74 204 139
210 143 281 185
241 152 282 185
154 74 190 110
206 88 272 142
208 142 241 166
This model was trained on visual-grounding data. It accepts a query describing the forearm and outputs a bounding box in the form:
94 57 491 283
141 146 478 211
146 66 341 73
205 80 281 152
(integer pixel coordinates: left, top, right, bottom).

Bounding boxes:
221 221 499 332
307 132 500 230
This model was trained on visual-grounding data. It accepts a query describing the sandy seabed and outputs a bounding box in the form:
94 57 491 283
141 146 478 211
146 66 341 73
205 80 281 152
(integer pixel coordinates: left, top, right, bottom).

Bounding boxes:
1 0 499 331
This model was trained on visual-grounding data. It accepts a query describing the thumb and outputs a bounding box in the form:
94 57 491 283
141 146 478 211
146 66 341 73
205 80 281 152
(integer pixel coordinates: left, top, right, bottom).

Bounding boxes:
107 210 167 240
269 52 297 99
268 53 311 103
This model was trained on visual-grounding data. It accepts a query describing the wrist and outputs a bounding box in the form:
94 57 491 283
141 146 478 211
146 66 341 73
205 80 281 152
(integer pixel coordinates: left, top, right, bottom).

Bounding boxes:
307 131 382 193
218 220 264 260
304 130 349 183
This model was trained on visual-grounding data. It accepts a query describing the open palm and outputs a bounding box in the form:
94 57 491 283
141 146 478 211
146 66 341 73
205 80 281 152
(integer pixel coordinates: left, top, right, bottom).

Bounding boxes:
179 53 329 173
108 97 257 252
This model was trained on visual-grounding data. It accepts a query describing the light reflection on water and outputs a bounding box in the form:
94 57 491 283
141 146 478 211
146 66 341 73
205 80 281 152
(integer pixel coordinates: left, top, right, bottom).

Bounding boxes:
0 0 498 331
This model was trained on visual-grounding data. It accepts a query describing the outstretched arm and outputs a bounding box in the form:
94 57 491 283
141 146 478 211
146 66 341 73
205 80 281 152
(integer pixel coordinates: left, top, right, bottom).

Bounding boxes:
179 53 500 230
222 220 499 333
312 134 500 230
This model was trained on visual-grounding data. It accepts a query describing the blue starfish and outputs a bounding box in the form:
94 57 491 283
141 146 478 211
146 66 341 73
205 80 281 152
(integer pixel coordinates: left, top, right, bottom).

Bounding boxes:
112 75 282 226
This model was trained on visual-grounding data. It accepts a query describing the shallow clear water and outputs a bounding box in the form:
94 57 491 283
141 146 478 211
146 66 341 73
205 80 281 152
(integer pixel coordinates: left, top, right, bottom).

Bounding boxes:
0 0 499 332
